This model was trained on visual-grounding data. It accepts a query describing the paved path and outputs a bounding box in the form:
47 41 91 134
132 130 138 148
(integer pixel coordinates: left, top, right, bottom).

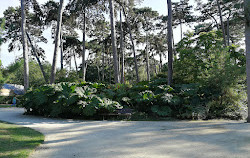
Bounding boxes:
1 108 250 158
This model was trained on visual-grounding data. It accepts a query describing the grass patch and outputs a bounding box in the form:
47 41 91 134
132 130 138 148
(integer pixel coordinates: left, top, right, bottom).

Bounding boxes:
0 104 15 108
0 121 44 158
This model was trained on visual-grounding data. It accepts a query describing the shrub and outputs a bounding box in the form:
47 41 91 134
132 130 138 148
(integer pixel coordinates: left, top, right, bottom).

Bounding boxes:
20 80 242 120
0 96 21 104
21 82 122 118
112 80 242 119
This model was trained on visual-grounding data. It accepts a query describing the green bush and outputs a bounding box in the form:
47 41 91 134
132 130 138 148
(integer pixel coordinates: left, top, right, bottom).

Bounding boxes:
20 80 242 120
0 96 22 105
21 82 122 118
0 96 13 104
112 80 241 119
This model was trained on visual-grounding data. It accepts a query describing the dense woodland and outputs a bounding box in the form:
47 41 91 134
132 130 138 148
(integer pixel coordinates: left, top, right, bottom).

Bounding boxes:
0 0 250 120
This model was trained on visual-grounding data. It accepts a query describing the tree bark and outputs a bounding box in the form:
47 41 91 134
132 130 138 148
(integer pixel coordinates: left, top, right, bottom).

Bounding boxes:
73 51 78 72
159 51 163 72
26 32 48 83
109 0 120 84
167 0 173 85
172 28 176 59
109 51 112 84
60 29 64 70
227 15 230 46
85 55 89 76
216 0 227 46
180 19 183 40
122 6 140 82
145 32 150 81
120 9 125 84
245 0 250 122
210 14 220 30
145 15 150 81
82 9 86 81
154 58 158 75
50 0 64 84
102 47 105 81
69 55 72 71
97 65 101 81
118 51 120 77
21 0 29 90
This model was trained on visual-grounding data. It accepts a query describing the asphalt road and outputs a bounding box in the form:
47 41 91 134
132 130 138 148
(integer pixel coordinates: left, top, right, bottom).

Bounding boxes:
0 108 250 158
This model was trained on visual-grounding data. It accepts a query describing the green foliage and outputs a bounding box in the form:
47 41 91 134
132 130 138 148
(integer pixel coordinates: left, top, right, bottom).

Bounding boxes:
0 96 18 104
175 31 245 84
0 60 5 85
3 59 84 88
93 79 240 119
20 31 245 120
55 69 81 83
20 78 242 119
173 31 245 119
151 105 172 117
21 82 122 118
0 18 5 45
19 32 244 120
4 59 50 88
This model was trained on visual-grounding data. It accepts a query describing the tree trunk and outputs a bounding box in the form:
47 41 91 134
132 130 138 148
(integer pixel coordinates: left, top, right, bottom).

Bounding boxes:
216 0 227 46
21 0 29 90
109 51 112 84
120 9 125 84
69 55 72 71
85 55 89 75
60 29 64 70
73 52 78 72
245 0 250 122
145 15 150 81
154 58 158 75
118 52 120 77
159 51 163 72
82 9 86 81
26 32 48 83
227 15 230 46
122 7 140 82
145 32 150 81
102 47 105 81
210 14 220 30
50 0 64 84
167 0 173 85
172 28 176 59
109 0 120 84
97 65 101 81
180 19 183 40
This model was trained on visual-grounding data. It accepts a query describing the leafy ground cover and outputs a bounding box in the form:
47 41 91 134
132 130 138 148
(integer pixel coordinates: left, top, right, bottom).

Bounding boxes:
21 82 122 119
20 79 242 120
0 121 44 158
